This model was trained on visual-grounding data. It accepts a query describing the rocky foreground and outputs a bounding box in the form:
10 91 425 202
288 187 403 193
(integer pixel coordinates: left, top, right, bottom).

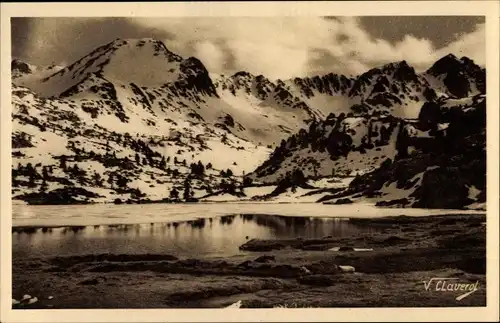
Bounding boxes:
12 214 486 308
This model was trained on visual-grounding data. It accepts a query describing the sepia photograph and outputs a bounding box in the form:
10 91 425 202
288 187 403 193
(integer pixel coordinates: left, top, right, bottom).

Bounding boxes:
1 1 499 322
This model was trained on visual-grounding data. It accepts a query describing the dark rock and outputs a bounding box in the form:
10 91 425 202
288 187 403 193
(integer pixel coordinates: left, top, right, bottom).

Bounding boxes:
50 253 179 269
268 264 303 278
376 235 410 245
79 278 99 285
239 239 286 252
20 187 101 205
12 59 33 74
412 167 475 209
297 274 336 286
306 261 340 274
375 198 410 207
237 260 253 268
212 260 230 268
180 258 210 268
254 255 276 263
437 231 485 249
334 198 353 205
178 57 218 97
301 244 332 251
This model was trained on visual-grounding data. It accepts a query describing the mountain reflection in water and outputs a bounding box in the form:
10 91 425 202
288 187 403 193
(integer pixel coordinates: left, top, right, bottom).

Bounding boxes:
12 214 377 259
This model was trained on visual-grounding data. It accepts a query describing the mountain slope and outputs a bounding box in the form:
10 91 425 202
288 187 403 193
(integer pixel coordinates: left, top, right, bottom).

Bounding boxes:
17 38 188 97
323 94 486 209
346 61 438 118
246 93 486 209
248 55 485 188
423 54 486 99
249 112 401 183
12 82 272 204
12 59 65 83
281 73 355 118
18 39 323 147
213 72 317 145
11 39 288 204
11 40 486 207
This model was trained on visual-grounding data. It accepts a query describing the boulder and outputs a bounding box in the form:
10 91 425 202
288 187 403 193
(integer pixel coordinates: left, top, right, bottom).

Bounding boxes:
307 261 340 274
239 239 286 252
339 265 356 273
27 297 39 304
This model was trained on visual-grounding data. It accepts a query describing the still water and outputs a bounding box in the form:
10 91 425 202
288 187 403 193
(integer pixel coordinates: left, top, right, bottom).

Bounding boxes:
12 214 375 258
12 203 482 258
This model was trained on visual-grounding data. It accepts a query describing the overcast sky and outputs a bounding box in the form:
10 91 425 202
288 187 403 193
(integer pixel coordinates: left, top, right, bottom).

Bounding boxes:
11 16 485 79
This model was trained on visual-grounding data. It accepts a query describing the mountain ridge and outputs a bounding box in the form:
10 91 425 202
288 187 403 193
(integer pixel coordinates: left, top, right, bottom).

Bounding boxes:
11 38 486 208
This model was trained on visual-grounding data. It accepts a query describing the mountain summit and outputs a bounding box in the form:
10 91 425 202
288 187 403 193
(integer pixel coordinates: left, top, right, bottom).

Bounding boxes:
10 40 486 208
424 53 485 98
17 38 218 98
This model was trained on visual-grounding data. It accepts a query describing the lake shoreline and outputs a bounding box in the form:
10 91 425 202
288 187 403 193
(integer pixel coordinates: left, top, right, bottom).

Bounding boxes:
12 202 486 228
14 198 488 210
12 214 486 308
11 212 486 230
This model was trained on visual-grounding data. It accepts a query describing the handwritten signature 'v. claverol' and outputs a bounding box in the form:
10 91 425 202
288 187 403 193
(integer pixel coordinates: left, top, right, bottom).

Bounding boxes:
423 277 480 301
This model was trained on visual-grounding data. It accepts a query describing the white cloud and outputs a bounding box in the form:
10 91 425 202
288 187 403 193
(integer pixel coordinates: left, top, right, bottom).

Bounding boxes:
193 41 226 73
20 17 486 79
394 35 436 67
131 17 334 79
226 40 310 79
129 17 484 78
332 17 441 70
436 23 485 66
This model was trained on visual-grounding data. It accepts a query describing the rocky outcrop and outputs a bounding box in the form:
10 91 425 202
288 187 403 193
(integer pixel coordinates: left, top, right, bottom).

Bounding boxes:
332 95 486 209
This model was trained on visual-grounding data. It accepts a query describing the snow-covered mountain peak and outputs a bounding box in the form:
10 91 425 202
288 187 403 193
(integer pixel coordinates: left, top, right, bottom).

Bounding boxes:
424 53 485 98
12 59 34 76
289 73 354 96
362 60 418 82
426 53 463 76
16 38 188 97
386 61 419 82
12 59 65 80
426 53 483 81
348 60 424 102
232 71 255 79
10 43 487 206
213 71 274 98
101 38 182 60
